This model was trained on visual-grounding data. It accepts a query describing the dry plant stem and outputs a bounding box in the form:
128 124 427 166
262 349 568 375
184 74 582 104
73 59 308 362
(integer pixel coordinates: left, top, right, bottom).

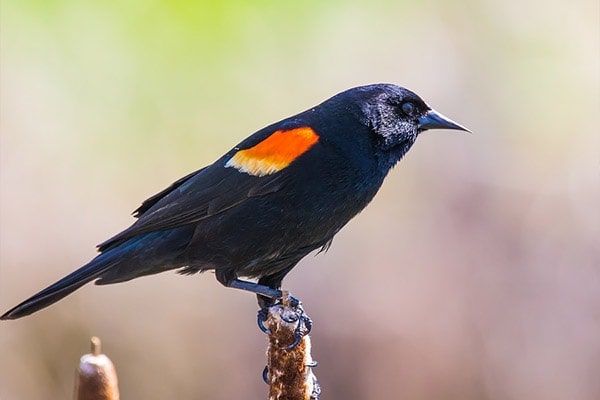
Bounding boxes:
266 293 320 400
74 336 120 400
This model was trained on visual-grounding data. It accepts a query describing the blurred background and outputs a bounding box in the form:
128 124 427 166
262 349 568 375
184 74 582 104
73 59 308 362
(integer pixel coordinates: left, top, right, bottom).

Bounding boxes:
1 1 598 399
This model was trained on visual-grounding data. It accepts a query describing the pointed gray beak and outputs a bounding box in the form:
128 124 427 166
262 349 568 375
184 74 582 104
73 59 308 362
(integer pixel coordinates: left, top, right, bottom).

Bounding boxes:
418 109 470 132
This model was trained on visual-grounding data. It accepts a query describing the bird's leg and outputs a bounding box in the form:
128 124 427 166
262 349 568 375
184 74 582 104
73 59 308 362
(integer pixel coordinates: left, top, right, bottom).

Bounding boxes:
227 278 283 299
225 279 282 334
226 279 312 348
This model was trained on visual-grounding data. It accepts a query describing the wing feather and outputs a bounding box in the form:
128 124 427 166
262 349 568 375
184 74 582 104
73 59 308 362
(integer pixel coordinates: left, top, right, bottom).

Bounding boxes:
97 161 287 251
98 122 319 252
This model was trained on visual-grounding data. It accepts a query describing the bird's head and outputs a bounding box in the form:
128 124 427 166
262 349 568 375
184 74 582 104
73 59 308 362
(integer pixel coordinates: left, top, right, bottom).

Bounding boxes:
325 84 470 167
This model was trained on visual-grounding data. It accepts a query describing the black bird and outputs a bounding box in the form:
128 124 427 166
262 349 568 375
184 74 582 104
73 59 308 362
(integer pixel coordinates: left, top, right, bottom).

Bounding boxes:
1 83 468 320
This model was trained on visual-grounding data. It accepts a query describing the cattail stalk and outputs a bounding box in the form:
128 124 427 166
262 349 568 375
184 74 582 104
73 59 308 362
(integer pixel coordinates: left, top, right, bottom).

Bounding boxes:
74 336 120 400
265 293 320 400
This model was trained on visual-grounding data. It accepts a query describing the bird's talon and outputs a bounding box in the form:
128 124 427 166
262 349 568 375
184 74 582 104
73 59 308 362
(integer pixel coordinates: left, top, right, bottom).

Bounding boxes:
258 293 312 349
284 312 310 350
302 314 313 335
286 295 301 308
285 330 305 350
311 377 322 399
262 365 269 384
257 308 271 334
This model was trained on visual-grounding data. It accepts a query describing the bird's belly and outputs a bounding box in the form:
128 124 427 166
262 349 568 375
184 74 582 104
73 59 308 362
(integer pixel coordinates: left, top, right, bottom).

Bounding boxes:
183 197 356 274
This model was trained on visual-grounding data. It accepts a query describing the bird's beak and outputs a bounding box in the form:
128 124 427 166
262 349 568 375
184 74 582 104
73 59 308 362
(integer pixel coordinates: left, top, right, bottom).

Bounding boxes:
418 109 470 133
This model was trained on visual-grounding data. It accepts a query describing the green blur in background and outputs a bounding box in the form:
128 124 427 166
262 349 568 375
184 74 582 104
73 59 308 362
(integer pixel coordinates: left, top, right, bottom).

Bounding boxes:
1 0 598 399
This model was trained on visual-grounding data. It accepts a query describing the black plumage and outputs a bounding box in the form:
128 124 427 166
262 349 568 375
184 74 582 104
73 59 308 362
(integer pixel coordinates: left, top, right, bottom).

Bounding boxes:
1 84 468 320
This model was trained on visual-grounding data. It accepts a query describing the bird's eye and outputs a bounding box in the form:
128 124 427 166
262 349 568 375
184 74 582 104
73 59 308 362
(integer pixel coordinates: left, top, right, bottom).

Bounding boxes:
401 102 416 116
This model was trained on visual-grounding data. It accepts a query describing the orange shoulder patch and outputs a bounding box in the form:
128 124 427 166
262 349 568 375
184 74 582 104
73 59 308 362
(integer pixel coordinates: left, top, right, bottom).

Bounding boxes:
225 127 319 176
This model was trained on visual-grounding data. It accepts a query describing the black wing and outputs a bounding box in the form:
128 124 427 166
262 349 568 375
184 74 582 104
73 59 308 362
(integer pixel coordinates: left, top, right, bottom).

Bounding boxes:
97 114 322 253
97 156 290 252
132 167 206 218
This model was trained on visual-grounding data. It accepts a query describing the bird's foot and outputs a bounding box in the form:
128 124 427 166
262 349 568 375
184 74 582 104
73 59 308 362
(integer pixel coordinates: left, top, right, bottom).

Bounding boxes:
257 307 271 334
281 294 312 350
256 291 312 350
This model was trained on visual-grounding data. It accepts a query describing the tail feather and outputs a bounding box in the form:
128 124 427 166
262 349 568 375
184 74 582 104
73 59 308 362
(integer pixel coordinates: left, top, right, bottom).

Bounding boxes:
1 254 118 320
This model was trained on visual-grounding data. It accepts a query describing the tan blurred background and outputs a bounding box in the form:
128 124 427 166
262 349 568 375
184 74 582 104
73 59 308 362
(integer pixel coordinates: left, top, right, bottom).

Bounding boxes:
1 1 599 399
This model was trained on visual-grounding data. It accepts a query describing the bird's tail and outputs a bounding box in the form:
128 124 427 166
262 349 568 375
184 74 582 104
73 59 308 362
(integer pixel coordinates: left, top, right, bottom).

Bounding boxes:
1 252 119 320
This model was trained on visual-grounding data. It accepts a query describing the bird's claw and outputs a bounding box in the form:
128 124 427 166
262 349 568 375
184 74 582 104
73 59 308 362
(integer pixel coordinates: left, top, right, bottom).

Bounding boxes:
256 294 312 350
286 294 301 308
311 376 322 399
257 307 271 334
283 299 312 350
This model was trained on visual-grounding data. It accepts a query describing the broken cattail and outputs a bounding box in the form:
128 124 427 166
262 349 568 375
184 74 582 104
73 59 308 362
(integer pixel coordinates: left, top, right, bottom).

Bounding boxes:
74 336 120 400
265 293 320 400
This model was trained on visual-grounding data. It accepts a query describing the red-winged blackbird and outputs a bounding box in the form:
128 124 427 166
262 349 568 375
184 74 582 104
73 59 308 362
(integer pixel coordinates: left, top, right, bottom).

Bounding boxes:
1 84 468 320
